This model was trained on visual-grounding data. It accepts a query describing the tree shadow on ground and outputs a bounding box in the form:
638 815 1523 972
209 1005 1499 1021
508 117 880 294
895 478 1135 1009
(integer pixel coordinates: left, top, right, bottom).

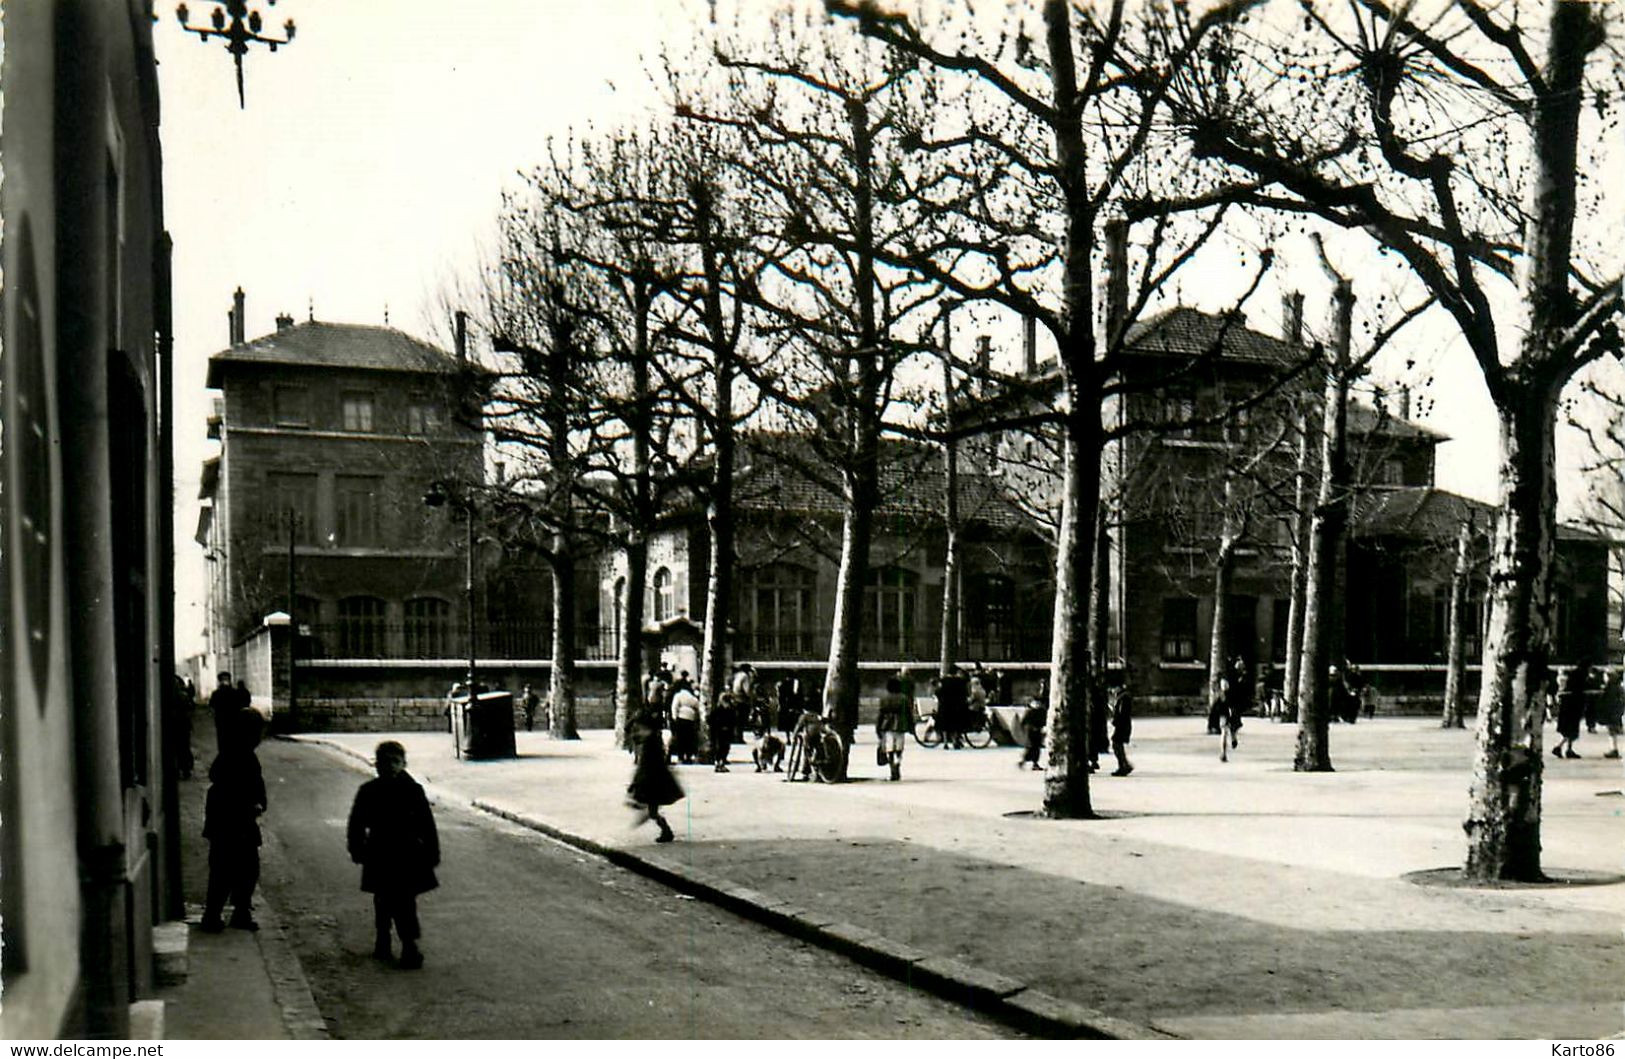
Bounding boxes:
685 838 1623 1023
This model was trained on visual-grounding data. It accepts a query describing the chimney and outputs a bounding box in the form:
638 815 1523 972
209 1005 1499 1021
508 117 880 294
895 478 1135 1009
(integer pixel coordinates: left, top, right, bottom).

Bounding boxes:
1022 316 1037 376
275 312 294 332
975 334 991 384
1282 291 1305 346
232 287 246 345
1104 220 1128 346
1398 385 1412 421
454 310 468 362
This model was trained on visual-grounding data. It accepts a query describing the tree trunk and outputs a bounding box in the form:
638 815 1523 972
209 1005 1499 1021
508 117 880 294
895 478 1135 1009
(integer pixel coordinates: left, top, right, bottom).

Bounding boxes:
1088 503 1110 665
697 187 736 709
1282 404 1313 722
1462 1 1596 882
1463 387 1560 880
549 526 579 740
823 473 876 772
614 535 647 748
1294 282 1352 772
617 284 654 747
1042 398 1099 819
1442 519 1472 729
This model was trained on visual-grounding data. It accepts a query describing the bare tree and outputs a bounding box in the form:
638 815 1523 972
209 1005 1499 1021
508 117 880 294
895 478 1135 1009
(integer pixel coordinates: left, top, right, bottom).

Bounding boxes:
830 0 1267 817
1188 0 1625 878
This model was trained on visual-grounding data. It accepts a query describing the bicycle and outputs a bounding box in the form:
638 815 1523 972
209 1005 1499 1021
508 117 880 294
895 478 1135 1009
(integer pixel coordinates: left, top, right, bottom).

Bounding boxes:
785 712 846 782
912 707 993 749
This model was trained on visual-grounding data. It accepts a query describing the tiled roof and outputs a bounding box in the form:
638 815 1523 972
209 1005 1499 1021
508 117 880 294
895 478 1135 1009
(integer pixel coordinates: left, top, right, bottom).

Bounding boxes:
206 321 461 386
1124 307 1303 366
1353 487 1601 544
734 435 1040 534
1347 402 1449 442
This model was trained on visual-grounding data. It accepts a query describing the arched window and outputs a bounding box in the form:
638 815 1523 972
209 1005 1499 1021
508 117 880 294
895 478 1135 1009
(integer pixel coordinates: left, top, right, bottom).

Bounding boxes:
652 567 675 622
964 573 1016 660
863 567 918 659
739 563 817 658
404 597 452 658
336 596 387 657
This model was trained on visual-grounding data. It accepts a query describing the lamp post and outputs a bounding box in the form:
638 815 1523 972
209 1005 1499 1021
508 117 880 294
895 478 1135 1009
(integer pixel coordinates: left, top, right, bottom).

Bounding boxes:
175 0 296 108
424 481 477 756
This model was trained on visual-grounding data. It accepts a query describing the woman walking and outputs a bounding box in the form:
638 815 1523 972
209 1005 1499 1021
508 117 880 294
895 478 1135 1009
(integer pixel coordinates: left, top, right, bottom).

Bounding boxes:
628 710 683 843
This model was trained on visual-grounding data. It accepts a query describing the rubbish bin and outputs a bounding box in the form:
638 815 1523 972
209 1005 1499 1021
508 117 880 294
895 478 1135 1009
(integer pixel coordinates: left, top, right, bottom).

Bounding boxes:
461 690 516 760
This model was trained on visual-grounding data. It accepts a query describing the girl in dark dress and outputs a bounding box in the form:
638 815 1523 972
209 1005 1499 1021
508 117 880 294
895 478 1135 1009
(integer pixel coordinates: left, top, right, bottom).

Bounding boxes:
347 741 440 968
1553 665 1587 759
628 711 683 843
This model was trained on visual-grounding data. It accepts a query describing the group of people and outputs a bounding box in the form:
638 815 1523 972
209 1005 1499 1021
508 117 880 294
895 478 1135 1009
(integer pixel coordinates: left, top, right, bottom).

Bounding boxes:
640 663 751 772
1549 661 1625 760
198 670 441 969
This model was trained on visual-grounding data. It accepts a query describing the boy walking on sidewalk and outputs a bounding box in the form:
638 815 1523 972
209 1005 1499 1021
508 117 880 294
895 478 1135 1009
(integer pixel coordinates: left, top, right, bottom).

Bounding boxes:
347 741 440 969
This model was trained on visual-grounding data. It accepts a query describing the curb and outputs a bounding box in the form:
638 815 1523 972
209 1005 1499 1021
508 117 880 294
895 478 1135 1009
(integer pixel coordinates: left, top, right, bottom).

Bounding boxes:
185 900 327 1040
286 735 1171 1039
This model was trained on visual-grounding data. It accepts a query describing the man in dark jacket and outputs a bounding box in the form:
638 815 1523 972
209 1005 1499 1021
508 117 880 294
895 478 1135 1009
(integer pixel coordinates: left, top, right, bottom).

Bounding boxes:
347 741 440 969
208 671 238 753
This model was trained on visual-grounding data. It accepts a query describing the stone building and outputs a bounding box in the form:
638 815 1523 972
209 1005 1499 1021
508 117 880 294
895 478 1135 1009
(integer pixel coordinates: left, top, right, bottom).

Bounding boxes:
601 436 1055 699
196 303 484 713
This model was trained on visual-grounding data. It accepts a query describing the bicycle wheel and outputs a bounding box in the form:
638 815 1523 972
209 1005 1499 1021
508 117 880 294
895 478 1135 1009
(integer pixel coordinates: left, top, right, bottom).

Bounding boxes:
913 716 941 747
785 733 806 781
813 729 845 783
962 718 994 749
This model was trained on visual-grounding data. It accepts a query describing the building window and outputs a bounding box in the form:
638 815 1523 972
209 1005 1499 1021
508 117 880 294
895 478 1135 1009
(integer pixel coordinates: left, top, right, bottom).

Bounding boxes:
337 596 387 657
965 573 1016 659
266 472 318 543
341 391 374 432
274 385 310 427
407 400 441 435
404 597 452 658
652 567 675 622
1161 598 1199 661
863 567 918 659
740 563 817 658
1162 395 1196 439
1380 458 1406 486
335 475 383 547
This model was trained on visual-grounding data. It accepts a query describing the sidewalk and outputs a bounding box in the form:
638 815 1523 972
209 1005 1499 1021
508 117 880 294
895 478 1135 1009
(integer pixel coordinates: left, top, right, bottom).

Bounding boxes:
293 718 1625 1040
155 719 326 1040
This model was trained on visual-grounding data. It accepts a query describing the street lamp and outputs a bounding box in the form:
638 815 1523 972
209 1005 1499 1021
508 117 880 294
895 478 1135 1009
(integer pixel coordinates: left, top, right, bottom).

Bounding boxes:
424 480 478 757
175 0 296 108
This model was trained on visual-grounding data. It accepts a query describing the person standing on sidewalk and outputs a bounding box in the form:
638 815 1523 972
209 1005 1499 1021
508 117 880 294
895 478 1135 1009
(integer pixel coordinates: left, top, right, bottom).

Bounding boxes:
1019 680 1048 771
1553 664 1587 759
1109 666 1135 777
628 710 682 842
208 671 237 753
1599 666 1623 759
875 677 910 781
521 684 540 732
201 708 267 933
708 692 736 773
669 681 702 765
346 741 440 969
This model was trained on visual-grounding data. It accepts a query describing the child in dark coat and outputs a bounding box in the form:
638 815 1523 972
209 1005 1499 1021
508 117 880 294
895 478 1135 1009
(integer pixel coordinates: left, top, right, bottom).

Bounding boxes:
347 741 439 969
628 711 683 842
201 709 267 932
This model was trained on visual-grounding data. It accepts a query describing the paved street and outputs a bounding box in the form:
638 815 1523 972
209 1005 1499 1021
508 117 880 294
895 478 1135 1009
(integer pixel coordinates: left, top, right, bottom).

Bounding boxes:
242 738 1013 1039
294 716 1625 1039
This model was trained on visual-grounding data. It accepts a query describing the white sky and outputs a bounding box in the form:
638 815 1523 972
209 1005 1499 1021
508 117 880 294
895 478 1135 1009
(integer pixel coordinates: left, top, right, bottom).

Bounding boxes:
158 1 1621 658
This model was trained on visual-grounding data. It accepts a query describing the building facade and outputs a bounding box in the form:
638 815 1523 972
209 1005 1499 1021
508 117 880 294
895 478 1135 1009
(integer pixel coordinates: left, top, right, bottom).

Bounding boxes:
197 306 484 710
1 0 181 1036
